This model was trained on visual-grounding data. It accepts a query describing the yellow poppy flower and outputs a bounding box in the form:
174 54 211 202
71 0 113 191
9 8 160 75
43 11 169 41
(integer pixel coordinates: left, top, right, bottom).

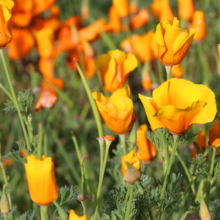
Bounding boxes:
156 17 196 65
24 155 58 205
139 78 217 135
68 210 88 220
209 118 220 148
92 85 136 134
95 49 138 92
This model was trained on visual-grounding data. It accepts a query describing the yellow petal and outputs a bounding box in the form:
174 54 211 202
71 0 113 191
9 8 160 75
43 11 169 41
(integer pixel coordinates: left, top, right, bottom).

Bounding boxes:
123 53 138 75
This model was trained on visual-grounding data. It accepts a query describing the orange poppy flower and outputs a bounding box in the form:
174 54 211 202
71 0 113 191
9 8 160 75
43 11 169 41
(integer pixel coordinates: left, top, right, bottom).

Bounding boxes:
104 6 121 33
130 0 138 14
209 118 220 148
92 85 136 134
95 49 138 92
141 62 152 91
0 0 14 47
25 155 58 205
33 0 57 16
137 124 156 163
151 32 158 59
35 29 55 59
121 30 155 64
7 28 35 60
156 17 195 66
68 210 88 220
64 16 82 30
11 0 34 27
1 159 12 168
171 64 184 78
178 0 194 21
112 0 129 18
218 44 220 76
151 0 174 22
191 11 207 42
192 130 207 158
121 150 141 183
139 78 217 135
129 7 150 30
35 59 64 111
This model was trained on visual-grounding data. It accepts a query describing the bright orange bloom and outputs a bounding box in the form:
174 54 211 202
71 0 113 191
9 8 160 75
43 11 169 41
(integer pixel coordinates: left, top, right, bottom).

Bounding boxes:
1 159 12 168
33 0 57 16
218 44 220 76
68 210 88 220
137 124 156 163
151 32 158 59
92 85 136 134
7 28 35 60
129 7 150 30
141 62 152 91
121 30 155 64
130 0 138 14
156 17 195 65
96 49 138 92
35 29 55 59
209 118 220 148
64 16 82 30
121 150 141 183
35 59 64 111
11 0 34 27
139 78 217 135
178 0 194 21
191 11 207 42
0 0 14 47
112 0 129 18
151 0 174 22
171 64 184 78
25 155 58 205
192 130 207 158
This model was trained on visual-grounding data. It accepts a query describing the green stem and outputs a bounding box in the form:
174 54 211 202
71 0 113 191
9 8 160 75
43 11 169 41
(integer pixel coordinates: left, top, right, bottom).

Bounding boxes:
124 185 131 203
195 179 204 202
0 145 8 186
158 60 164 84
119 134 126 155
40 206 48 220
43 129 47 157
75 61 103 138
124 184 134 220
155 135 178 220
163 145 169 175
0 84 13 102
37 123 43 159
0 49 31 150
176 152 195 194
165 65 172 80
71 133 82 165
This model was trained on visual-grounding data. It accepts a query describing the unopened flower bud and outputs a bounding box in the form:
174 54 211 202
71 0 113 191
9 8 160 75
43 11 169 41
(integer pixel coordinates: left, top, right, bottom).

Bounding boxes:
0 185 10 214
200 193 211 220
54 202 68 220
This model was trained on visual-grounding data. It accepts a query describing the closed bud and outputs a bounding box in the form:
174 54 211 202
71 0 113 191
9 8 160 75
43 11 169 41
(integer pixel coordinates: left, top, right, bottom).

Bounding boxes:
124 161 142 184
54 202 68 220
0 185 10 214
200 193 211 220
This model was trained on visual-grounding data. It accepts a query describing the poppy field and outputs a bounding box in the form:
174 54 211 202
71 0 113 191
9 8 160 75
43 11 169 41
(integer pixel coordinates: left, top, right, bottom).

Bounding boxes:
0 0 220 219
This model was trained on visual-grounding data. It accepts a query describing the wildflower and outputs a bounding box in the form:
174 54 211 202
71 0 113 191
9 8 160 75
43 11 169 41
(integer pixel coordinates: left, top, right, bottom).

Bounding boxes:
156 17 195 65
141 62 152 91
137 124 156 163
33 0 57 16
68 210 88 220
129 0 138 14
178 0 194 21
24 155 58 205
0 185 10 214
7 28 35 60
139 78 217 135
191 11 207 43
95 49 137 92
192 130 207 158
171 64 184 78
208 118 220 148
121 150 141 183
0 0 14 47
92 85 136 134
200 193 211 220
112 0 129 18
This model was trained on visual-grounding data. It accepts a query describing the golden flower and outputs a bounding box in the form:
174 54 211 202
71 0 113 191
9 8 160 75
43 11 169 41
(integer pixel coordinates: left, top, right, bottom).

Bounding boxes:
137 124 156 163
95 49 137 92
68 210 88 220
92 85 136 134
112 0 129 18
156 17 195 66
121 31 155 64
7 28 35 60
35 29 55 59
121 150 141 183
209 118 220 148
171 64 184 78
178 0 194 21
33 0 57 16
192 130 207 159
190 11 207 42
139 78 217 135
0 0 14 47
24 155 58 205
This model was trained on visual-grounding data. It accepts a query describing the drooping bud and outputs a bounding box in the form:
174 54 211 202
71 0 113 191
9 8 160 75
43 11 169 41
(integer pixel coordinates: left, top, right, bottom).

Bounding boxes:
123 161 142 184
200 193 211 220
54 201 68 220
0 185 10 214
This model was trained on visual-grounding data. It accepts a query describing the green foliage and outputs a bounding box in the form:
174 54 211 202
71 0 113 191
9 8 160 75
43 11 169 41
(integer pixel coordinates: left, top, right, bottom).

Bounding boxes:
0 207 16 220
209 200 220 219
4 100 17 113
178 131 197 146
190 154 209 177
20 210 35 220
3 149 26 164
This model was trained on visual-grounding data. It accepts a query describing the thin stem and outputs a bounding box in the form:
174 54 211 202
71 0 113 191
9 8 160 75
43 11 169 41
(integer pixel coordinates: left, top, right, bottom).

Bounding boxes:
195 179 204 202
119 134 126 155
71 133 82 165
176 152 195 194
0 84 13 102
0 49 31 150
124 184 134 220
158 60 164 84
0 145 8 186
165 65 172 80
43 129 47 157
75 61 103 138
155 135 178 220
163 145 169 175
40 206 48 220
37 123 43 159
